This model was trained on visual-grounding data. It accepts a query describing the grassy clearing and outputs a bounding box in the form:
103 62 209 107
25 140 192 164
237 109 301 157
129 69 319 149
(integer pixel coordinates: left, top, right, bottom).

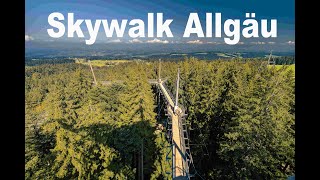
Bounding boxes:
268 64 295 74
76 60 130 67
216 53 231 58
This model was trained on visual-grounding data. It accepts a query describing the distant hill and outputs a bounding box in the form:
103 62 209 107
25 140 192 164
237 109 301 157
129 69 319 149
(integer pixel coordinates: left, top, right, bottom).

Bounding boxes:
25 41 295 59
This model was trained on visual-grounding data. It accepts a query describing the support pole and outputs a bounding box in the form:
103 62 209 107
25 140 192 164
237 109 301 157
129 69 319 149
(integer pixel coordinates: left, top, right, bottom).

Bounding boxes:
158 59 161 82
141 139 144 180
172 142 176 179
174 68 180 111
268 50 273 65
88 60 97 85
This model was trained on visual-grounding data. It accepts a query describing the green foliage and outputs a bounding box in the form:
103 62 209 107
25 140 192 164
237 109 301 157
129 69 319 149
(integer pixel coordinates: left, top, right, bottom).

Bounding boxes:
25 59 75 66
25 58 295 179
25 62 169 179
160 59 295 179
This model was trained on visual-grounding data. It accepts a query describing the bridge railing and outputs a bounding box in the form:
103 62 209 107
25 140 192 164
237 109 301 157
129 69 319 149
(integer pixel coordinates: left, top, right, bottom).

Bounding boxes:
161 83 175 103
161 82 187 114
159 81 194 178
161 82 191 175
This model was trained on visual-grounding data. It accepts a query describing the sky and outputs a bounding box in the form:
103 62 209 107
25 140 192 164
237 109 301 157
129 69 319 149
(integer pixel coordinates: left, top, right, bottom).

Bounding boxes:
25 0 295 46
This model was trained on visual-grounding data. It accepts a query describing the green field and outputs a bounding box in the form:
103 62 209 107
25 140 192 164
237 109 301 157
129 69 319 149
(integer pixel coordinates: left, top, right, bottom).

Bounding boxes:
76 59 130 67
269 64 295 74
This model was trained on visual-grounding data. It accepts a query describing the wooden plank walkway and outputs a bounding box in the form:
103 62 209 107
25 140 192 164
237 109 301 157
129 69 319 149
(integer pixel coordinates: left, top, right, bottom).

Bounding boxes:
158 81 187 179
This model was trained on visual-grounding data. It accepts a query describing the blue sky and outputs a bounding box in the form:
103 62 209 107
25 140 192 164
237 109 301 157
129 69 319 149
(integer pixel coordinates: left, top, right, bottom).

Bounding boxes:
25 0 294 45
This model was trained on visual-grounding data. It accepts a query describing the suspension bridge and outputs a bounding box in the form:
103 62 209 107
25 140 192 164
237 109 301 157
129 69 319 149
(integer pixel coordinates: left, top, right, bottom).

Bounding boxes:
89 60 196 179
149 60 195 179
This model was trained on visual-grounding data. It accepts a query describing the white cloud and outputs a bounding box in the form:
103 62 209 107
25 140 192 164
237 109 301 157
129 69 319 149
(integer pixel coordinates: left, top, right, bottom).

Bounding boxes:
250 41 266 45
146 38 169 44
287 41 295 44
129 39 143 43
108 39 122 43
186 40 203 44
268 42 276 44
25 35 34 41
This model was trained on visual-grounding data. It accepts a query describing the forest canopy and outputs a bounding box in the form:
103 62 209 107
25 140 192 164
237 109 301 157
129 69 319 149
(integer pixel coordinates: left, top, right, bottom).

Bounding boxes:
25 58 295 179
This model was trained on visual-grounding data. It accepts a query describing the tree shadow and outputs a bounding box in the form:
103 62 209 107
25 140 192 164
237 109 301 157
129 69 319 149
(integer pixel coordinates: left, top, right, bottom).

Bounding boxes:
57 119 160 179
